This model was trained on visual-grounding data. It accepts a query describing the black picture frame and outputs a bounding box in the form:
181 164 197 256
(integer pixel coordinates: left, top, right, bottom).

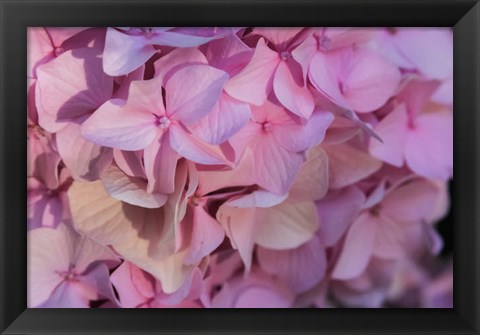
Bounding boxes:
1 0 479 334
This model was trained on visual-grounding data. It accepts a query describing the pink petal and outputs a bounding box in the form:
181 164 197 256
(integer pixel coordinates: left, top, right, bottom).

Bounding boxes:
103 28 156 76
309 52 350 109
35 47 113 132
28 130 61 189
224 38 280 106
81 99 157 151
273 60 314 119
150 28 228 48
196 149 256 195
342 49 401 113
316 187 366 247
38 281 92 308
321 28 377 51
204 34 252 76
372 215 404 260
272 109 333 152
405 112 453 180
291 35 317 83
166 64 229 125
369 104 409 167
154 47 207 85
143 134 179 194
331 213 377 280
382 179 439 223
253 27 304 47
27 28 54 79
184 206 225 265
56 122 113 181
113 149 146 179
189 93 251 145
216 203 256 272
393 28 452 80
169 126 233 166
28 226 70 306
111 262 155 307
257 236 327 293
254 135 304 195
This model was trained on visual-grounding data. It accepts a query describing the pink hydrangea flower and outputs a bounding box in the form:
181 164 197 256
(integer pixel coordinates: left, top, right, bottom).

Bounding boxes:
27 27 453 308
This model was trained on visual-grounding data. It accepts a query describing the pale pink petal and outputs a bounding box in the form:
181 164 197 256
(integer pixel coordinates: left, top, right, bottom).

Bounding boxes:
257 236 327 293
325 142 382 189
68 181 194 294
224 38 280 106
56 123 113 181
255 200 319 250
166 64 229 125
289 146 329 202
196 149 256 195
331 213 376 280
227 190 288 208
101 164 167 208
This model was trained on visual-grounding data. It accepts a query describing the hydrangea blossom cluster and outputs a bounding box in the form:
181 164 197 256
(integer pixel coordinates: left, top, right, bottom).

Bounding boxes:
27 27 453 308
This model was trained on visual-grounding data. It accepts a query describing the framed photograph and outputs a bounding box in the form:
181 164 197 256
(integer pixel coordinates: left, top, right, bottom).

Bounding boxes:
1 0 479 334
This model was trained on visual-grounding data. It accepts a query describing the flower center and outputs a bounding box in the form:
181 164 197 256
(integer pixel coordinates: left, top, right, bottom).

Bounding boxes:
142 28 154 39
280 50 291 61
262 122 273 132
54 47 64 56
58 265 78 282
370 205 381 217
189 193 202 207
319 35 332 52
156 115 171 129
